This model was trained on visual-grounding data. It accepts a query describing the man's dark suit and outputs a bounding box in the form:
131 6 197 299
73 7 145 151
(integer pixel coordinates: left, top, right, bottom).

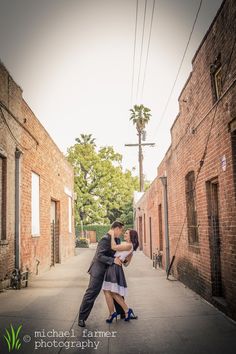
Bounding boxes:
79 233 116 321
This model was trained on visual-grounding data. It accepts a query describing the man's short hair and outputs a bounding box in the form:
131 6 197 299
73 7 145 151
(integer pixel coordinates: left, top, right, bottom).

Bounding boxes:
111 221 124 229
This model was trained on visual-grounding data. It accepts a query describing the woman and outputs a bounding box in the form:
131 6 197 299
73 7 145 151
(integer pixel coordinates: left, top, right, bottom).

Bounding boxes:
102 229 139 323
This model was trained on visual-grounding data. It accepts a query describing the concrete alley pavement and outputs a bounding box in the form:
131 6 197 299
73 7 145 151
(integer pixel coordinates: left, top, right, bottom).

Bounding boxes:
0 247 236 354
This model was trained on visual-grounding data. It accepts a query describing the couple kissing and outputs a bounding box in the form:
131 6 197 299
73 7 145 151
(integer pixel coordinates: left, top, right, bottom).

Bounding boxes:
78 221 139 327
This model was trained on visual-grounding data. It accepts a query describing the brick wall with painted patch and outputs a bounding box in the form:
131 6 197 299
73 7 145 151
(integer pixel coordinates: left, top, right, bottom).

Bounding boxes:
0 61 76 283
135 0 236 319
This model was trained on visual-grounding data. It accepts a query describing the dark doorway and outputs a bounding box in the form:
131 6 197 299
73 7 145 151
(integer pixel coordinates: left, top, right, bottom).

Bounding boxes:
158 204 163 251
138 216 143 250
50 200 60 266
149 217 152 259
206 179 224 297
231 127 236 198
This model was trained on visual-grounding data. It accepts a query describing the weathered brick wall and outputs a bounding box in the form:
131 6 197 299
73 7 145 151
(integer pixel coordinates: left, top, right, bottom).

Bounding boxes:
135 177 164 263
135 0 236 319
0 63 22 282
167 0 236 317
0 61 75 281
20 99 75 275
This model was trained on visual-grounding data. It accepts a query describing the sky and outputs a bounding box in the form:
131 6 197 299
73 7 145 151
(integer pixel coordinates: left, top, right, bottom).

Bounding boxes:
0 0 223 181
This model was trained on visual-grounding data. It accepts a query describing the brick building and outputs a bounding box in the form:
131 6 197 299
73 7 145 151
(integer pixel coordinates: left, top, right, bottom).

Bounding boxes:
135 0 236 319
0 62 75 287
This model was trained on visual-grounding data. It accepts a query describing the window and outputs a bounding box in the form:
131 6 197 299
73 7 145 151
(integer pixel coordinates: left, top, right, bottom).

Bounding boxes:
185 171 199 245
210 54 222 102
31 172 40 236
0 156 7 240
68 196 72 233
230 119 236 198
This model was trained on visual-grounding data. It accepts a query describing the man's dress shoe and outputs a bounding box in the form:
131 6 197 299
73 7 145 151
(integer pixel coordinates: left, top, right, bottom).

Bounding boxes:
78 319 86 327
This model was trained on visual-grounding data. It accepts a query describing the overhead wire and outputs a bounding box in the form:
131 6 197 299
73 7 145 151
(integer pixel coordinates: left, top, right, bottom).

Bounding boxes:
136 0 148 103
153 0 203 138
140 0 156 101
0 104 38 151
130 0 139 106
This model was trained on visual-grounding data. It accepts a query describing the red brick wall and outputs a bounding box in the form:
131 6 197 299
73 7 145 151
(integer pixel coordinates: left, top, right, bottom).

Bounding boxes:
135 0 236 319
0 61 75 281
0 63 22 283
20 98 75 275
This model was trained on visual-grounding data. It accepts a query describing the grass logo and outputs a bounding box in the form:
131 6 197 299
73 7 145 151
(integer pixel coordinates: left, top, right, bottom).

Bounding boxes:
3 324 22 352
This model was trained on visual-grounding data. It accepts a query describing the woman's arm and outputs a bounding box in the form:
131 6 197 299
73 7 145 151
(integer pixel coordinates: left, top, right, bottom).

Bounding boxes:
110 233 132 252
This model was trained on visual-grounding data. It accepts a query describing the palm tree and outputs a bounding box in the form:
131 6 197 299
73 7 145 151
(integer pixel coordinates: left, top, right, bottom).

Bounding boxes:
76 134 96 146
129 104 151 133
129 104 151 192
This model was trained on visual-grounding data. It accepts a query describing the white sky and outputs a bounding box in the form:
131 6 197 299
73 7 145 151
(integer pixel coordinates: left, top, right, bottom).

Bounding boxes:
0 0 223 181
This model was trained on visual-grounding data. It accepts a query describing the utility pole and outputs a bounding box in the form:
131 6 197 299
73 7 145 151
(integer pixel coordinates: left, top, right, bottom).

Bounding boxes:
129 104 153 192
125 135 155 192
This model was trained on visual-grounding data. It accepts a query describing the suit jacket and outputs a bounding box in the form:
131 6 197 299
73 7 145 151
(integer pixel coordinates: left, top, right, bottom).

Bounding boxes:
88 233 116 279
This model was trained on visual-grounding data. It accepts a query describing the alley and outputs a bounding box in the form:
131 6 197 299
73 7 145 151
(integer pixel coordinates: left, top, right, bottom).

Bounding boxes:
0 247 236 354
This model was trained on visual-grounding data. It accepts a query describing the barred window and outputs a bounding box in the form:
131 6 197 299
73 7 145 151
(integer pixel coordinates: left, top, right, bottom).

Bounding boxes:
214 67 222 100
0 156 7 240
68 196 72 233
31 172 40 236
210 54 222 103
185 171 199 245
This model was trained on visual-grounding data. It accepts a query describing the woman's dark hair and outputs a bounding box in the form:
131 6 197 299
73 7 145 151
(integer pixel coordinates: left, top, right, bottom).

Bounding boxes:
128 229 139 251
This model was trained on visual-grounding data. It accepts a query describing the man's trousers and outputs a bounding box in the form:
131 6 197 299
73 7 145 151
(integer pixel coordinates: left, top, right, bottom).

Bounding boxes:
79 275 103 321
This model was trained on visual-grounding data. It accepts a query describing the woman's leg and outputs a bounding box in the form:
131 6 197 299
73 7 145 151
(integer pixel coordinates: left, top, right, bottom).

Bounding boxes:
111 293 128 314
103 290 115 314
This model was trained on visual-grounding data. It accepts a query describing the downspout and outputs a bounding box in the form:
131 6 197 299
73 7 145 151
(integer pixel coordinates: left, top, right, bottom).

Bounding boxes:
15 148 22 269
160 176 170 273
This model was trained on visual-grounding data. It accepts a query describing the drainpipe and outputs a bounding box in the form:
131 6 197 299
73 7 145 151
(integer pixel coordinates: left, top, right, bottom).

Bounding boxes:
160 176 170 273
15 148 22 269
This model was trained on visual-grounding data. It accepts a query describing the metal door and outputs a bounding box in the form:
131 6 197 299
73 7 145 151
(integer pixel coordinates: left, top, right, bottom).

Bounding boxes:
50 200 59 266
207 180 223 297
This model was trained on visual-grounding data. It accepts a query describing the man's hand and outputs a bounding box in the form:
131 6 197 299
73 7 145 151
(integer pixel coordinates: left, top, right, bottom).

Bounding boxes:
123 253 133 267
114 257 122 266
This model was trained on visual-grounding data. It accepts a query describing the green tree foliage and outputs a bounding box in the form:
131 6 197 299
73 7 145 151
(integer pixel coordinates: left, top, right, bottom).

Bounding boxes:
67 135 139 225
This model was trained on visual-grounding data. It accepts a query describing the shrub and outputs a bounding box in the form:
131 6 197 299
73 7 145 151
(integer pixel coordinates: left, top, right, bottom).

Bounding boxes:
76 237 89 248
75 224 133 242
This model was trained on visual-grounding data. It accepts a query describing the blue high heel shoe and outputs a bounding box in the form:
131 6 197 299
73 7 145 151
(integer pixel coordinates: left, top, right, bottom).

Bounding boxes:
124 308 136 321
106 312 117 323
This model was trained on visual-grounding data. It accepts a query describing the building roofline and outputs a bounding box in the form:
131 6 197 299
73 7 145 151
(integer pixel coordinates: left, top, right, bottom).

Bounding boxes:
191 0 226 65
170 0 226 133
177 72 192 105
0 60 73 172
0 59 23 93
22 98 73 172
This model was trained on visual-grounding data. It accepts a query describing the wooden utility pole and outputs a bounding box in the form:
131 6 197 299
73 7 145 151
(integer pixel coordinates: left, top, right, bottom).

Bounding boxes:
125 135 155 192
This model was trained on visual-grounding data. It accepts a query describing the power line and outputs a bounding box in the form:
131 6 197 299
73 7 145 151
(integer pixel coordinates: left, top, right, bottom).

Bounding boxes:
153 0 203 137
141 0 156 101
0 105 38 151
131 0 139 106
136 0 147 102
0 101 39 147
0 107 25 150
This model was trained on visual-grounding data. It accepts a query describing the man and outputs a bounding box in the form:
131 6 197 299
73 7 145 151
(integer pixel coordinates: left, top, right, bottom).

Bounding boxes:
78 221 124 327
